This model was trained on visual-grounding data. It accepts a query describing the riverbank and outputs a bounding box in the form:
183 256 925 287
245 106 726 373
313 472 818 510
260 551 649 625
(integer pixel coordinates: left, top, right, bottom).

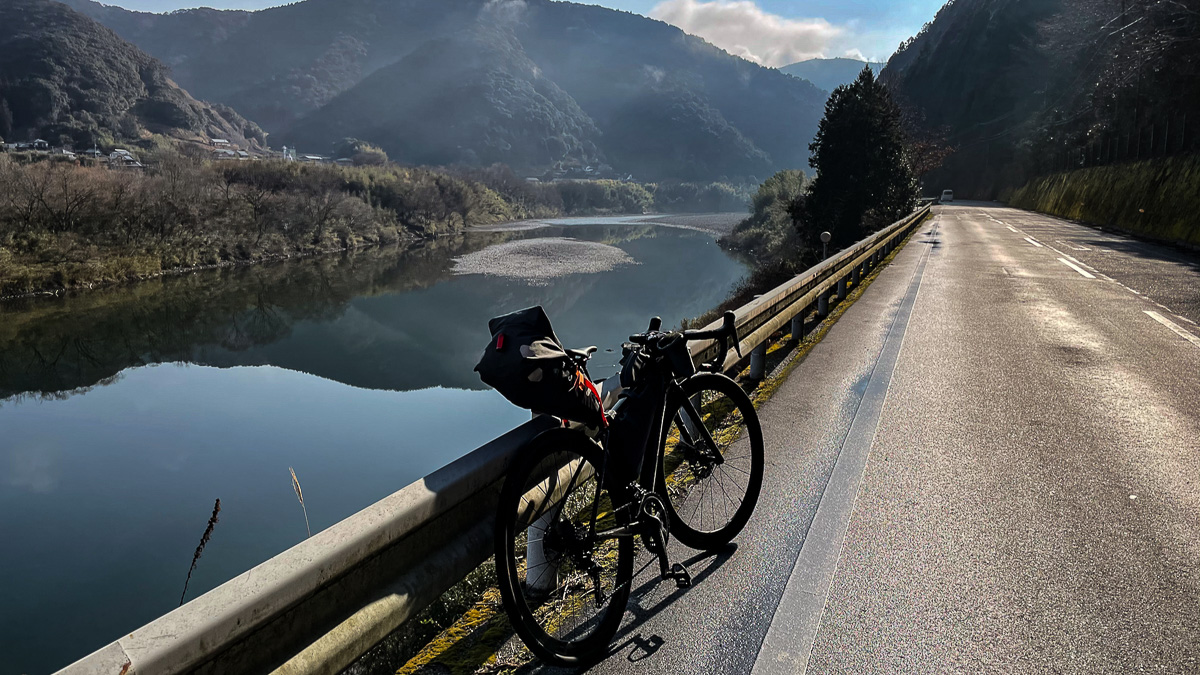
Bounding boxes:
0 153 752 300
473 212 745 235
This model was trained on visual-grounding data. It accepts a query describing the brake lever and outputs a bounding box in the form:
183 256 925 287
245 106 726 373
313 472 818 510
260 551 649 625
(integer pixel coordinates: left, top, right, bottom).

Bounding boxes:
723 311 742 357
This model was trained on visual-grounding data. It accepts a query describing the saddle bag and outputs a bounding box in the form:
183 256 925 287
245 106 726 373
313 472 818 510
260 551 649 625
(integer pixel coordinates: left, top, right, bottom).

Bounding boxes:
474 306 605 428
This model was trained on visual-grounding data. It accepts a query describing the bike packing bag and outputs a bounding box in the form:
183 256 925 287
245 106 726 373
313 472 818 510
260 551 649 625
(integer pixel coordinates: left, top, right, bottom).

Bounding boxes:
474 305 606 428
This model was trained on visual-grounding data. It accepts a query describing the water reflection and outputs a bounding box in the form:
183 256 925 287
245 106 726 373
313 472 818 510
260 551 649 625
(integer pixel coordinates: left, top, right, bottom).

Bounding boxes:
1 224 742 399
0 222 746 674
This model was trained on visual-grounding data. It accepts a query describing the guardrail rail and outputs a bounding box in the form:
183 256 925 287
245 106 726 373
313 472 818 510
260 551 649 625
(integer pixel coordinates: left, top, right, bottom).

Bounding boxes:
58 204 932 675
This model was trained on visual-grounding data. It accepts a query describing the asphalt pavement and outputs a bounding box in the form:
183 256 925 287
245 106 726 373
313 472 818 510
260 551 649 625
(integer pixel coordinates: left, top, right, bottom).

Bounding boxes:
522 203 1200 674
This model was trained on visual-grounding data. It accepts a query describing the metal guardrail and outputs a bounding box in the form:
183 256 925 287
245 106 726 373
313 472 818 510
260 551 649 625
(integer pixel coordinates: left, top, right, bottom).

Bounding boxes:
58 205 932 675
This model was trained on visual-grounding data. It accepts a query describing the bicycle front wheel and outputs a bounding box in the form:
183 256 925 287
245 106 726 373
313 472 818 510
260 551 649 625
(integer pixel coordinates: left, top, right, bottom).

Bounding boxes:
658 372 765 550
495 428 633 666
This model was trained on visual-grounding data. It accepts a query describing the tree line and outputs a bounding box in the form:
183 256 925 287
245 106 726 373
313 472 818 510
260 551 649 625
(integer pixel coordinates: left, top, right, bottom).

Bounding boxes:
723 67 920 292
0 152 752 297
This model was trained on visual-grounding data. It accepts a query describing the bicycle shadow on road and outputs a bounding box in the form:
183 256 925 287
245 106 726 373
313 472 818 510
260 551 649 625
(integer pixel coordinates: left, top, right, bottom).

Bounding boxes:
513 545 738 673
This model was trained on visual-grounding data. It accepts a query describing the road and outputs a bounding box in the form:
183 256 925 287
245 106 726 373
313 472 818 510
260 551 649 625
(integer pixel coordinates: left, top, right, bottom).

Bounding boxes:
521 203 1200 674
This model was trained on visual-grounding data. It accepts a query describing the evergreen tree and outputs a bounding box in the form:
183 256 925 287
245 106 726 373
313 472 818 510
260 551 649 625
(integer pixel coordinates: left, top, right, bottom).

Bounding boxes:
0 99 11 140
804 67 917 246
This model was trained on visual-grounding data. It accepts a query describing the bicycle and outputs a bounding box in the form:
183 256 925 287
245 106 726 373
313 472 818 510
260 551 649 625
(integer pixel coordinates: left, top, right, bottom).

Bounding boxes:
493 311 766 665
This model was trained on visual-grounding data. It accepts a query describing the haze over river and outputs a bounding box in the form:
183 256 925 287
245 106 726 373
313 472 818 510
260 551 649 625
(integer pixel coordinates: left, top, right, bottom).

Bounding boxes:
0 215 747 674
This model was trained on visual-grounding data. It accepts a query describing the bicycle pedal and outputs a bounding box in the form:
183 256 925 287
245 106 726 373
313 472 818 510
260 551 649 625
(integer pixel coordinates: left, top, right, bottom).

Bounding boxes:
670 563 691 588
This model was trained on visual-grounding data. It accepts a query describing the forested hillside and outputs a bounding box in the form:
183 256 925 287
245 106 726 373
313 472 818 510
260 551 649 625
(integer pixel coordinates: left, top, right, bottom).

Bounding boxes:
284 28 604 171
65 0 826 181
884 0 1200 198
0 0 262 149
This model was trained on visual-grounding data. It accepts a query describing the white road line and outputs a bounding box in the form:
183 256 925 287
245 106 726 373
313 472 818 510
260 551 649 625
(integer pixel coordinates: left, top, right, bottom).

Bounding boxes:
1024 237 1044 248
1058 257 1096 279
1057 240 1091 251
753 224 936 675
1007 226 1018 233
1145 311 1200 347
1060 254 1097 272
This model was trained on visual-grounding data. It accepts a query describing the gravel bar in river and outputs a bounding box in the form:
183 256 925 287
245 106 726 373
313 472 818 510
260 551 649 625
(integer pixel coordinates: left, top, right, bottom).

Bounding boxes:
451 237 637 285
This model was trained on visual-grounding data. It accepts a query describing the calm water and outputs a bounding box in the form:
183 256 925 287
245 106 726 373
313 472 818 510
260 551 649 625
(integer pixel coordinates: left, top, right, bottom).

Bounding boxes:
0 220 747 674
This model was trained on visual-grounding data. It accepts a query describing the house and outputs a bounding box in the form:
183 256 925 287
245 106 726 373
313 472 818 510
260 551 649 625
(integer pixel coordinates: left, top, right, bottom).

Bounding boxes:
212 149 238 160
111 156 144 170
82 148 105 159
237 150 250 160
52 148 76 159
300 154 326 163
31 139 49 150
210 138 231 147
335 157 354 167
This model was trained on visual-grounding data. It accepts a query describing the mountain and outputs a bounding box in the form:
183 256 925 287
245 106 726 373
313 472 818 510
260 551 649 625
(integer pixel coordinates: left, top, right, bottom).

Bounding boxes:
285 28 604 169
0 0 263 149
882 0 1200 197
780 58 885 93
64 0 826 180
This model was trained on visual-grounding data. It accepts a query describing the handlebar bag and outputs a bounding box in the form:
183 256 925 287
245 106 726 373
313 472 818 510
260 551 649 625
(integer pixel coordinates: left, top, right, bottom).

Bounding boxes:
474 305 605 428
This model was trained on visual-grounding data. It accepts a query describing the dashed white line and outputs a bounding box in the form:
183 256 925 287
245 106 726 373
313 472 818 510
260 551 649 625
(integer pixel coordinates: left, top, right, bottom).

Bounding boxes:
1058 257 1096 279
1024 237 1044 248
1057 240 1091 251
1007 226 1018 233
1060 254 1097 272
1145 311 1200 347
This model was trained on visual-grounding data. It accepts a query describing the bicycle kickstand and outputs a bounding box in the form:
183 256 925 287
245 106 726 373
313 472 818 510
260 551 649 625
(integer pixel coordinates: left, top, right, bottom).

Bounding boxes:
644 523 691 589
632 485 692 589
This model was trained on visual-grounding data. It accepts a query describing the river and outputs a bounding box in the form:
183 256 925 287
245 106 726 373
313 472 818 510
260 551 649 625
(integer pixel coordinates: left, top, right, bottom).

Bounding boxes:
0 214 748 674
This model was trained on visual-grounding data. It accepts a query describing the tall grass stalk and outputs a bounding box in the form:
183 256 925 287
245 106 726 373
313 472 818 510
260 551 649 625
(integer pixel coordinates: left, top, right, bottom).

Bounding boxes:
180 498 221 606
290 467 311 538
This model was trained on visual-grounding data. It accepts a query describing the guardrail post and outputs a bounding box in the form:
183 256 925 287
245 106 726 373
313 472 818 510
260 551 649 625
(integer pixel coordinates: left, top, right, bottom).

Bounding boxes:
527 510 557 594
790 312 805 341
836 277 848 301
817 291 829 318
749 342 767 379
852 264 861 286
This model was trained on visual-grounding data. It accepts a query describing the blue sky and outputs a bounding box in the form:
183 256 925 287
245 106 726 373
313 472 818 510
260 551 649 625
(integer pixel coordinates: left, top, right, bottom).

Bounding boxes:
99 0 946 64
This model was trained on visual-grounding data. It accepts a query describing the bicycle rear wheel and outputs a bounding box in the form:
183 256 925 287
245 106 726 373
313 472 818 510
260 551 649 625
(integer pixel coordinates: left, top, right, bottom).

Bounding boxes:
495 428 633 666
658 372 764 550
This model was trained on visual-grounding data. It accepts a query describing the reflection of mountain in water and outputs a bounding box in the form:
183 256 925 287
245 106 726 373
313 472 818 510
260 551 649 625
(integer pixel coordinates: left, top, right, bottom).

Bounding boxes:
0 225 746 399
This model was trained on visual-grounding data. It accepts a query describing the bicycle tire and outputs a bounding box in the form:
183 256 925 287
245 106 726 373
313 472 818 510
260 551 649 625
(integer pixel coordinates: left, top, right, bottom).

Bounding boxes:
657 372 765 550
494 428 634 666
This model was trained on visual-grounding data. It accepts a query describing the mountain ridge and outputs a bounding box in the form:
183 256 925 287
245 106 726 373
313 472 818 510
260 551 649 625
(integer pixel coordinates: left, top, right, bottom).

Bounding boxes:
64 0 826 180
0 0 263 149
882 0 1200 197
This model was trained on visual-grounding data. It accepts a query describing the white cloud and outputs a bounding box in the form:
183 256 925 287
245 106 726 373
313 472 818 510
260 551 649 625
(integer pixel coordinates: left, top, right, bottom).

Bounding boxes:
649 0 849 67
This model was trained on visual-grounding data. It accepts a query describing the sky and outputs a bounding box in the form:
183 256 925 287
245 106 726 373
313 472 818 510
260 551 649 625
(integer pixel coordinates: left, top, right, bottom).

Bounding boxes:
97 0 947 65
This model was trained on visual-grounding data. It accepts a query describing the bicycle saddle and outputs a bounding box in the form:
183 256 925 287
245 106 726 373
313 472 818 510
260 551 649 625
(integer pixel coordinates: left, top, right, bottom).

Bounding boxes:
567 346 598 360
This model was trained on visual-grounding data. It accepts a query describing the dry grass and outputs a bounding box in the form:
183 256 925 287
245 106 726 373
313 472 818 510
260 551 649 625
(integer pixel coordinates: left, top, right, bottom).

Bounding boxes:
180 498 221 606
290 467 311 539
